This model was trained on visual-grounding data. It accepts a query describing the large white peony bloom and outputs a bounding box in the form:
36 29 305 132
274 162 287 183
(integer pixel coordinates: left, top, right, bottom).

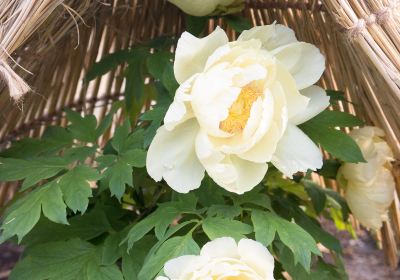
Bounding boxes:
156 237 275 280
168 0 242 17
147 24 329 194
338 126 395 230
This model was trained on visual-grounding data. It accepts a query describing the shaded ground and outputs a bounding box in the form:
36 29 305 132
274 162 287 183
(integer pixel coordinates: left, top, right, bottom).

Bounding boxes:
0 223 399 279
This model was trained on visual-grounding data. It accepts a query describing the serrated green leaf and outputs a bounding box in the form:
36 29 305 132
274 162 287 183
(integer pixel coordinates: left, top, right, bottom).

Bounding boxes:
202 217 252 241
66 109 98 142
1 183 68 243
85 49 132 83
63 146 97 163
111 120 131 153
138 235 199 280
303 180 327 214
123 212 158 250
102 233 122 266
22 207 111 247
207 205 242 219
95 101 123 138
251 210 320 271
122 235 157 280
58 165 101 213
107 159 133 200
9 239 123 280
125 49 148 114
0 157 69 191
251 210 276 247
154 206 181 240
0 127 72 159
140 106 168 148
122 149 146 168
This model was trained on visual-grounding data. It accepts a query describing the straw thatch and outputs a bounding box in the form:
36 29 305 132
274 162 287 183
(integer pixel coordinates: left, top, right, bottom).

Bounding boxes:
0 0 399 268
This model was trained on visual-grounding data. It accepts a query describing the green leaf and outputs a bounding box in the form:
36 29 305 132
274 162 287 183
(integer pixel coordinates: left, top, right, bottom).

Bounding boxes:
122 236 157 280
185 15 208 36
58 166 102 213
326 90 349 105
1 183 68 243
251 210 320 270
0 127 72 159
140 105 168 147
0 157 69 191
299 110 365 163
123 212 159 249
125 49 148 114
318 159 341 179
303 180 327 214
305 110 363 128
224 15 252 32
147 51 172 81
207 205 242 219
96 101 122 138
138 235 200 280
111 120 131 153
85 50 132 82
202 217 252 241
122 149 147 168
102 233 123 266
63 146 97 162
10 239 123 280
22 207 111 247
154 207 180 240
300 121 365 163
251 210 277 247
106 159 133 200
65 109 98 142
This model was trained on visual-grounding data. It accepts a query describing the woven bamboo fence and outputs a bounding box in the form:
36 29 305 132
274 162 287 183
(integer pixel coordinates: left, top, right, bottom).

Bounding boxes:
0 0 399 268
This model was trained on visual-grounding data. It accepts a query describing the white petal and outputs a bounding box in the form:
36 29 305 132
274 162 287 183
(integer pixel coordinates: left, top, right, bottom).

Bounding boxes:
164 255 200 278
238 239 275 279
174 27 229 84
290 86 330 125
169 0 233 17
200 237 238 259
272 124 323 177
345 168 395 229
238 23 297 51
272 42 325 90
164 75 197 131
155 277 169 280
196 132 268 194
191 63 241 138
238 83 288 162
146 120 205 193
275 64 309 119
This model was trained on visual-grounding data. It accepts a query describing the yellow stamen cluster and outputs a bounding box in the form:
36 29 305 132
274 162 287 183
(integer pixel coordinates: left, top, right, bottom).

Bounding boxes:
219 84 262 134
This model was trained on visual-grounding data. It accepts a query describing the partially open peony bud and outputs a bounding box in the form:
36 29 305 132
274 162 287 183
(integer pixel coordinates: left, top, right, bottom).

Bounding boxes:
338 126 395 230
168 0 244 17
156 237 275 280
147 23 328 194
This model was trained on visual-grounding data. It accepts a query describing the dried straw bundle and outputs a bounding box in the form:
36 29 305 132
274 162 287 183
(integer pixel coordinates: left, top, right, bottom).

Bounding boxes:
0 0 69 100
0 0 399 268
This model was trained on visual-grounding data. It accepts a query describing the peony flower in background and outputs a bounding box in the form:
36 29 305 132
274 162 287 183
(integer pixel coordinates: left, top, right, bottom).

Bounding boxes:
338 126 395 230
168 0 244 17
156 237 275 280
147 23 329 194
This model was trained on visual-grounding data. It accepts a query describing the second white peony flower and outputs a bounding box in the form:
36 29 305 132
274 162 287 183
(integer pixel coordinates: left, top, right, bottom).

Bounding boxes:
147 23 329 194
156 237 275 280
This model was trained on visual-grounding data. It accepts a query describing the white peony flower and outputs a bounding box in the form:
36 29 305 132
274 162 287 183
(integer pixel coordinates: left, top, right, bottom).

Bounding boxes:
168 0 242 17
147 24 329 194
338 126 395 230
155 237 275 280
